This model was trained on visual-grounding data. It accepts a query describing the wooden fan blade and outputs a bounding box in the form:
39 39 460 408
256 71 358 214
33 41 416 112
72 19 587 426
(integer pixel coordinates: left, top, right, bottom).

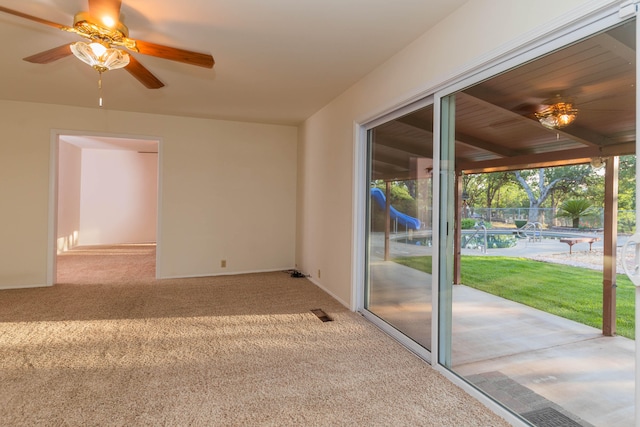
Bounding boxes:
24 44 72 64
88 0 122 27
132 40 215 68
125 56 165 89
0 6 70 30
512 103 540 116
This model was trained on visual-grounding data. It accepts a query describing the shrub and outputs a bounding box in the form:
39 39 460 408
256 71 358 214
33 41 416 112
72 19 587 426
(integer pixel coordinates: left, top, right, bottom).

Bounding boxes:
556 199 599 229
461 218 476 229
618 211 636 234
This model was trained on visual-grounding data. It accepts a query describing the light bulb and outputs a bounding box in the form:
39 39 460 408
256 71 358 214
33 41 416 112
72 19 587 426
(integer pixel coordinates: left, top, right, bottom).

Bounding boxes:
102 16 115 28
89 42 108 58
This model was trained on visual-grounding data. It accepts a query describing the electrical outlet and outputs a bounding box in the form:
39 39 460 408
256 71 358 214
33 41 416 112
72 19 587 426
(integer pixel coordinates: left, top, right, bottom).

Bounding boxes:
318 269 321 279
221 259 226 268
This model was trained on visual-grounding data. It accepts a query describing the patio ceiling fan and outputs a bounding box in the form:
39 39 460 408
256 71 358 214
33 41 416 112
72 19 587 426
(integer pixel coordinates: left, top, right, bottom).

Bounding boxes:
0 0 215 89
511 84 631 129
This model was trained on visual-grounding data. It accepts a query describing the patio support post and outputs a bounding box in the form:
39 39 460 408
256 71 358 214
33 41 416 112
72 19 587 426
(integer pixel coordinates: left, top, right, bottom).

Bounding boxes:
602 156 618 336
454 171 462 284
384 181 391 261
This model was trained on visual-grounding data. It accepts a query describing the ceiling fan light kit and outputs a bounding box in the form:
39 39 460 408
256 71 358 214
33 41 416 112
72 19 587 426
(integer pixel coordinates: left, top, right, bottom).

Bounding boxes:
590 157 605 168
534 99 578 129
0 0 215 103
70 41 130 72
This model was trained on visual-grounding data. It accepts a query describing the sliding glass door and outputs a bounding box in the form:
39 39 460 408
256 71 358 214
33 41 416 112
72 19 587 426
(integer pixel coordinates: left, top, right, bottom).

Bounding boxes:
364 104 434 354
438 17 636 427
359 3 635 426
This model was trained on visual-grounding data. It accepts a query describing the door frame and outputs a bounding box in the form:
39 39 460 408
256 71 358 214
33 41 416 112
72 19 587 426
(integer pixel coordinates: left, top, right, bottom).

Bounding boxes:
47 129 162 285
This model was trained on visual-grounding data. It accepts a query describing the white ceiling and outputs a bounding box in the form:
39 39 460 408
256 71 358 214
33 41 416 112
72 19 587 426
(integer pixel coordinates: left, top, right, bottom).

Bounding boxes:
0 0 467 125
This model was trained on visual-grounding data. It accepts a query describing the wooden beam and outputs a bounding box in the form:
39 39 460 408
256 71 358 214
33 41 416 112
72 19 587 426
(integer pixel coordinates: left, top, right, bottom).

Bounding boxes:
373 143 433 166
456 131 520 157
457 92 544 135
597 33 635 64
399 109 521 157
395 115 433 133
557 123 617 148
374 132 433 158
371 164 411 181
458 142 635 173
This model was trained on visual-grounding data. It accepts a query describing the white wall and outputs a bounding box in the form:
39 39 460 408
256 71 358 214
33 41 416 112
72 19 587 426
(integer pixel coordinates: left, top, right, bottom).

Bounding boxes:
0 101 297 288
296 0 597 306
78 149 158 246
57 141 82 252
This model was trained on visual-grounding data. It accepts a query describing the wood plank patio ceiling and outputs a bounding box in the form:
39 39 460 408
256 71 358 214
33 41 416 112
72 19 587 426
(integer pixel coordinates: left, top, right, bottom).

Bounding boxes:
371 20 636 181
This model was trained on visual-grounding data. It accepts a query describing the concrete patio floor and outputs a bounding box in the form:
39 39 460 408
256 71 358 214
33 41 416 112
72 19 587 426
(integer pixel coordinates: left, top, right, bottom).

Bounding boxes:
453 284 633 427
367 232 635 426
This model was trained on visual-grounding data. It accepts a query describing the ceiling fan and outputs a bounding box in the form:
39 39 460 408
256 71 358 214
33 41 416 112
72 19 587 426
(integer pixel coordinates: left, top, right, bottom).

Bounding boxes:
0 0 215 90
509 94 578 129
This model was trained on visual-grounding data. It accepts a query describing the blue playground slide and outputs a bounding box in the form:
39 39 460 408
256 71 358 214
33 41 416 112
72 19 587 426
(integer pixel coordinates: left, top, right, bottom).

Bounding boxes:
370 187 421 230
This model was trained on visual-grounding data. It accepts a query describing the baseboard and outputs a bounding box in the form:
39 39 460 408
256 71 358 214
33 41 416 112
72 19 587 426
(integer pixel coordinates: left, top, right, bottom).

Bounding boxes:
0 282 53 290
307 277 350 309
158 267 297 280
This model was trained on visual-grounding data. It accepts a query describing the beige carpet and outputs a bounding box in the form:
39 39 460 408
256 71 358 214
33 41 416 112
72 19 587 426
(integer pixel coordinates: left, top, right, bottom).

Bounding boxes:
0 245 510 426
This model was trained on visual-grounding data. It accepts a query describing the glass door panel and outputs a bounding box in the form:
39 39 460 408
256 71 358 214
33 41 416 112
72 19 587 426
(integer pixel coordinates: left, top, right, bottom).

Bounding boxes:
365 104 434 351
442 20 636 427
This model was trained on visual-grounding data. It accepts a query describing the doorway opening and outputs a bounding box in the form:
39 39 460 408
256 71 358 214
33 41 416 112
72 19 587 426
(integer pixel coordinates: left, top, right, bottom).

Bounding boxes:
51 134 160 285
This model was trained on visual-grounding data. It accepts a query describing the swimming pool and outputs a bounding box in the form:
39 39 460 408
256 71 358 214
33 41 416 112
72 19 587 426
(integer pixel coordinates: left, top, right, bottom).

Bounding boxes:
393 228 600 251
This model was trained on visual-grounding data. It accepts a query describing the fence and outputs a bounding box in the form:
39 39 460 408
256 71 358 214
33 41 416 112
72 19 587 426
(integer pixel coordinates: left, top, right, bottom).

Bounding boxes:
466 207 636 232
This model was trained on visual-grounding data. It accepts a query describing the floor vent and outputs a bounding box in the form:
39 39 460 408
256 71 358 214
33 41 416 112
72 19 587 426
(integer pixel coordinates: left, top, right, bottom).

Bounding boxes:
311 309 333 322
522 407 583 427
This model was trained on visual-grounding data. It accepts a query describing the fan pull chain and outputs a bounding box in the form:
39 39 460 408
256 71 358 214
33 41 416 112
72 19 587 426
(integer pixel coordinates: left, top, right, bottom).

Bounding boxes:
98 71 103 108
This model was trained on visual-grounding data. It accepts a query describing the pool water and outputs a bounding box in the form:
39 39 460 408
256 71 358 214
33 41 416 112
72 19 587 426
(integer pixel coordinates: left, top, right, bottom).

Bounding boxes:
463 234 518 249
401 234 518 249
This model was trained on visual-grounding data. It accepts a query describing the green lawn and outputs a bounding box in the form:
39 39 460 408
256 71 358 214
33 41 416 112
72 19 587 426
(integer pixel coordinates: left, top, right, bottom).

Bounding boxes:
395 255 635 339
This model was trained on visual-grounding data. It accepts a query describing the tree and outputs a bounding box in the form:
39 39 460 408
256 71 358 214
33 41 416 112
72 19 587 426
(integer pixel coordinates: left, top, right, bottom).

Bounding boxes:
514 169 561 223
463 172 515 209
556 199 599 228
617 155 636 211
514 165 591 223
482 172 514 217
615 155 636 233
